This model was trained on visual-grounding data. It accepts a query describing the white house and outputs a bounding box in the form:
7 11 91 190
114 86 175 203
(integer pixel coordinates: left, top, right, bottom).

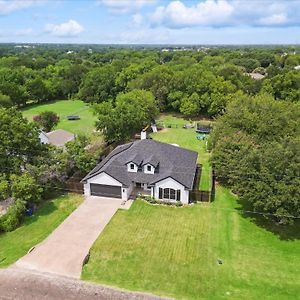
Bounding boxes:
81 139 198 204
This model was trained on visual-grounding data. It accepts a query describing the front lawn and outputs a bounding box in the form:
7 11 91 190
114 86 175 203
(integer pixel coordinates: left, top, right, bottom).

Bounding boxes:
152 115 211 190
0 194 83 267
82 187 300 300
22 100 96 134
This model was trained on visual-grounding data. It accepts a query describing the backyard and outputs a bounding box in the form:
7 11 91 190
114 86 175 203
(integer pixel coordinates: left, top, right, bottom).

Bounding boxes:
82 115 300 300
22 100 96 135
0 194 83 268
153 115 212 191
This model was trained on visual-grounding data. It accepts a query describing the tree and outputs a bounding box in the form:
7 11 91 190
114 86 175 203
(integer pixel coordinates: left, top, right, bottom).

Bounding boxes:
180 93 200 117
11 173 42 204
66 135 97 174
0 108 43 176
0 93 13 108
94 90 159 143
26 76 50 103
210 94 300 224
78 65 117 103
33 111 59 132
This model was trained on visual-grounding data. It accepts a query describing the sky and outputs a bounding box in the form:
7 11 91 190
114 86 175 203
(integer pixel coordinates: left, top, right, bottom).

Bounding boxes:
0 0 299 44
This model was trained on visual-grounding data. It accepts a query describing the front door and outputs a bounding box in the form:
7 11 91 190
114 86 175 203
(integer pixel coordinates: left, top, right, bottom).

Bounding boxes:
136 182 142 188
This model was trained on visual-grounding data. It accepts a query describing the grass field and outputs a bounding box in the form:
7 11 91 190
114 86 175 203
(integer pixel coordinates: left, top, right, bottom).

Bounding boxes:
152 115 211 190
82 187 300 300
0 194 83 268
22 100 96 134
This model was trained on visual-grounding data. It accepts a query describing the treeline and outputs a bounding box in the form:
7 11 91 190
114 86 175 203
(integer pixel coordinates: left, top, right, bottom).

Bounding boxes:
209 94 300 224
0 45 299 116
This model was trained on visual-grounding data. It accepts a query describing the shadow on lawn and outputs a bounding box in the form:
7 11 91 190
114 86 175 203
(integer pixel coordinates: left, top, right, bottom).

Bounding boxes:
24 201 57 226
236 198 300 241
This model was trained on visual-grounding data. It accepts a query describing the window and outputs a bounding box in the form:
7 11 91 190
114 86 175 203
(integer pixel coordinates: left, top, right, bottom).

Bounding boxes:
130 163 135 170
163 188 170 199
176 190 181 201
147 165 152 172
159 188 163 199
170 189 176 200
160 188 181 201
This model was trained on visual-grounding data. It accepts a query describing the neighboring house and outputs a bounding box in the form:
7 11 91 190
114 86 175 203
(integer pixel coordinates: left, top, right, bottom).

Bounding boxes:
82 139 198 204
39 129 75 147
39 131 49 144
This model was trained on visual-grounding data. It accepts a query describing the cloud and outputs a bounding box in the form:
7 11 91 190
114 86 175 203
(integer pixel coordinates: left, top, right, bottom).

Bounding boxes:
0 0 43 15
258 13 287 26
150 0 300 28
99 0 156 13
151 0 234 28
45 19 84 37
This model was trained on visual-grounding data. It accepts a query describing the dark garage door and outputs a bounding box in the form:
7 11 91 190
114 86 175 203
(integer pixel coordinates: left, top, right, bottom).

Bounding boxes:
90 183 122 198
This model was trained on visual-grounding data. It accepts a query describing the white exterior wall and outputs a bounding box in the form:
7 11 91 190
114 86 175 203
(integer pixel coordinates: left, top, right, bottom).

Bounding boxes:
39 131 49 144
144 164 155 174
84 172 130 200
127 162 138 173
154 177 189 204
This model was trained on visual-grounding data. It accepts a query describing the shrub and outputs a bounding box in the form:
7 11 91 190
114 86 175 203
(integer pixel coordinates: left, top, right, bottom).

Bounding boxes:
0 200 25 232
11 173 43 204
33 111 59 132
0 174 10 200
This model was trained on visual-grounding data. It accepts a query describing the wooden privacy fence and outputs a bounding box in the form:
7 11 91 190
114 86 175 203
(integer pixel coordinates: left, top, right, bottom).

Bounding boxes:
190 166 216 203
65 173 84 194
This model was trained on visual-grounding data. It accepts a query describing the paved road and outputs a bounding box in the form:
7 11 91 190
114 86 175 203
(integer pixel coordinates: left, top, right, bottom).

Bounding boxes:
0 268 169 300
15 197 123 278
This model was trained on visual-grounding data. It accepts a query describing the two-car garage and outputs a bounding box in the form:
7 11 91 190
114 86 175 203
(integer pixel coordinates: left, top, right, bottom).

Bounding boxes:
83 172 130 200
90 183 122 198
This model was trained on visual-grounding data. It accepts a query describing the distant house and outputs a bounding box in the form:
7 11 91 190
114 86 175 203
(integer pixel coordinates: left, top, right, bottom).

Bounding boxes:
39 129 75 147
81 139 198 204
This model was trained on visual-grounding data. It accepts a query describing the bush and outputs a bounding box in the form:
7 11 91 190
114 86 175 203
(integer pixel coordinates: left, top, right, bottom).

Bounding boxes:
11 173 43 204
0 200 25 232
0 174 10 200
33 111 59 132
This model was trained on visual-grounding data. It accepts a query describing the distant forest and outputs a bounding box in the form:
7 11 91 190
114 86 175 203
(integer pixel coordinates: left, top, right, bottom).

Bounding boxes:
0 44 299 117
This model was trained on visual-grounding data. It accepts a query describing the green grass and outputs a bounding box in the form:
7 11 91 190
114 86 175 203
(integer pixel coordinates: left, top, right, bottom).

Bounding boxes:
152 114 211 191
22 100 97 134
0 194 83 268
82 187 300 300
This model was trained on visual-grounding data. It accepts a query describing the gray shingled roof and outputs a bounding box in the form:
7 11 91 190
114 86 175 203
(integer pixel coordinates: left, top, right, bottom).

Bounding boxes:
82 139 198 189
46 129 75 147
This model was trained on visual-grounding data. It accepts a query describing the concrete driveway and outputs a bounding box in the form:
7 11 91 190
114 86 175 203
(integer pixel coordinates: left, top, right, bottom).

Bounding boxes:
15 196 123 279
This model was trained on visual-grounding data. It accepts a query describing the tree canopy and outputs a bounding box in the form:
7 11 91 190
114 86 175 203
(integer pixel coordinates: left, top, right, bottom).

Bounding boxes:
94 89 159 143
210 94 300 224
